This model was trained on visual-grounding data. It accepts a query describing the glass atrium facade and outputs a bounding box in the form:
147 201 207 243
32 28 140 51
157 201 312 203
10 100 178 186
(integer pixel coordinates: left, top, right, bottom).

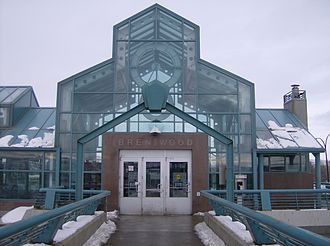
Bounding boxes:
56 5 255 190
1 5 323 201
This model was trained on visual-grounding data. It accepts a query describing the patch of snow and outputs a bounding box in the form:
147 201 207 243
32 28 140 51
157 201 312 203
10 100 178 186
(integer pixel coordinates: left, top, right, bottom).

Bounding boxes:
1 206 33 224
0 135 13 147
46 125 55 130
107 210 118 220
83 220 116 246
28 127 39 130
23 244 49 246
257 120 322 149
11 135 29 147
215 215 253 244
53 213 100 243
27 132 54 148
193 212 205 216
195 222 226 246
257 138 283 149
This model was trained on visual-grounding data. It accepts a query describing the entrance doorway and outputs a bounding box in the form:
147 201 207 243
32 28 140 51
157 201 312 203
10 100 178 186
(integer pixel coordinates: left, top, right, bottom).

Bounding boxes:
119 150 192 215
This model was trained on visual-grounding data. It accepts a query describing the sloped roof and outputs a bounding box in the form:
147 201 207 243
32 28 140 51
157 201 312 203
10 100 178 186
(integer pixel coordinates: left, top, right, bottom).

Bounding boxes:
0 107 56 148
0 86 39 106
256 109 324 153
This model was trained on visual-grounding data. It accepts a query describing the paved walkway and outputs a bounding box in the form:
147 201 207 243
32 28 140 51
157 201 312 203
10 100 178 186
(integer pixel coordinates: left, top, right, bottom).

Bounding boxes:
106 215 203 246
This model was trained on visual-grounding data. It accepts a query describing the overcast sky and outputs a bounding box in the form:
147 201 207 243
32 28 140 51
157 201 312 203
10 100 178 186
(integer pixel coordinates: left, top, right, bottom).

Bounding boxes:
1 0 330 146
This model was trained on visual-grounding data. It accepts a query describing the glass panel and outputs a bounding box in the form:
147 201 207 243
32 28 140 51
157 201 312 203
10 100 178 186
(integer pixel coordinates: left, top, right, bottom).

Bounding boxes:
0 172 41 199
198 95 238 112
158 10 182 40
123 161 138 197
73 93 113 113
240 115 251 133
183 23 196 41
239 83 251 113
74 63 114 92
270 156 285 172
60 114 71 132
84 173 101 190
0 87 16 103
60 172 70 188
59 81 73 112
0 107 10 127
45 152 56 171
84 152 102 171
145 161 160 197
2 88 26 103
270 110 296 127
169 162 188 197
198 64 237 94
44 172 56 187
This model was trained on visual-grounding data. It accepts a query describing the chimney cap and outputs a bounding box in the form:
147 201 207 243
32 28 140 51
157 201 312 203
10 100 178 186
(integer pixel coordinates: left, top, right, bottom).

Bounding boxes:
291 84 300 88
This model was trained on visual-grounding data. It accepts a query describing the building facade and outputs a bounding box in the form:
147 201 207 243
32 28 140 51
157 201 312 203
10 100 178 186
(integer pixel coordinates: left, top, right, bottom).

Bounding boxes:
0 4 324 214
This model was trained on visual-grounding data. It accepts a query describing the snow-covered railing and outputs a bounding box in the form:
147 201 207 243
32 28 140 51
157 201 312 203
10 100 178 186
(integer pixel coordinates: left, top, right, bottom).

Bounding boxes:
0 191 111 246
205 189 330 210
201 190 330 245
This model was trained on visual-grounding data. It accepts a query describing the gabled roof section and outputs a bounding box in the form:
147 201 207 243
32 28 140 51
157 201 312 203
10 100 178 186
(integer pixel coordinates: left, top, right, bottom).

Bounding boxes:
0 86 38 106
113 4 200 55
256 108 324 153
0 107 56 148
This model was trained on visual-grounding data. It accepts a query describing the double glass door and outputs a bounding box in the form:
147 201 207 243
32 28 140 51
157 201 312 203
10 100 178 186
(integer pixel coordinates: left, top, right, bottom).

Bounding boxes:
119 150 192 215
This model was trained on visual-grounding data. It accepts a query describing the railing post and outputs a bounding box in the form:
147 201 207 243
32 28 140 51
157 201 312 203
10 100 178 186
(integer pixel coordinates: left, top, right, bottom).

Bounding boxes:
314 153 321 208
45 189 57 210
260 190 271 211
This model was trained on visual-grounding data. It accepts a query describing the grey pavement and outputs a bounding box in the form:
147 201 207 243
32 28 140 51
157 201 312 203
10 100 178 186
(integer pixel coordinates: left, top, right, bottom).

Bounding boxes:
106 215 203 246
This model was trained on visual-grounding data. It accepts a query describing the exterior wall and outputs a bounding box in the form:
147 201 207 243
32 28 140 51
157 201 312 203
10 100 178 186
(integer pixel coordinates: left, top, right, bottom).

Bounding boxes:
102 132 210 213
284 99 308 129
0 200 34 213
264 172 313 189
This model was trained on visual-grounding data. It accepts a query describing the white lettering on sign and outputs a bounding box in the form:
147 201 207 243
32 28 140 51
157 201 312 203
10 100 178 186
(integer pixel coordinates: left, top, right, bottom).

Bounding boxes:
117 138 193 147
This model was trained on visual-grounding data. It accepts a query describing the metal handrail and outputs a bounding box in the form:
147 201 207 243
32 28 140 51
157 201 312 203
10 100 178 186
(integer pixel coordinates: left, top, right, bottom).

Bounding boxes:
206 189 330 210
0 191 111 245
201 190 330 246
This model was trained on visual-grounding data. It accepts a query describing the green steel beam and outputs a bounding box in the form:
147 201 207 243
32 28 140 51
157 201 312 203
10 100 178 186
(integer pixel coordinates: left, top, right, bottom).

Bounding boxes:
78 103 146 144
314 153 321 189
75 99 235 201
165 102 234 201
75 103 145 200
252 148 258 190
55 148 61 186
258 154 264 189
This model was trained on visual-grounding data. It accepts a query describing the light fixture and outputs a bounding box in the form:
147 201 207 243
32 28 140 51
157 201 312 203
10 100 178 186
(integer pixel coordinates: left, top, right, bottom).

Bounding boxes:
150 126 161 135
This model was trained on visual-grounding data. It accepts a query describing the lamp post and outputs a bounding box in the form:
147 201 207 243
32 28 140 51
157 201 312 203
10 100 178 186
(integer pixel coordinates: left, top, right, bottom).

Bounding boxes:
316 134 330 182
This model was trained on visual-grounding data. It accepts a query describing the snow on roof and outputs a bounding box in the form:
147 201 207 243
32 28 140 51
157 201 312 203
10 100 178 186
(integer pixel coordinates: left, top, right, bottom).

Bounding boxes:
0 135 14 147
257 120 322 150
0 129 55 148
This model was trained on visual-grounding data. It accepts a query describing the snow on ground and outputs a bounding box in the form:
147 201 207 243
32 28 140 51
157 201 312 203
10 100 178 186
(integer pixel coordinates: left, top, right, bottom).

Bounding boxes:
215 215 254 244
0 206 33 224
19 210 118 246
52 212 103 242
195 222 226 246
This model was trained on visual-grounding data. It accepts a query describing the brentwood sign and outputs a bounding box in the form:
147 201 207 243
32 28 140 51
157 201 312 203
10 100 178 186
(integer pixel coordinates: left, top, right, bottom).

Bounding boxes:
117 138 193 147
